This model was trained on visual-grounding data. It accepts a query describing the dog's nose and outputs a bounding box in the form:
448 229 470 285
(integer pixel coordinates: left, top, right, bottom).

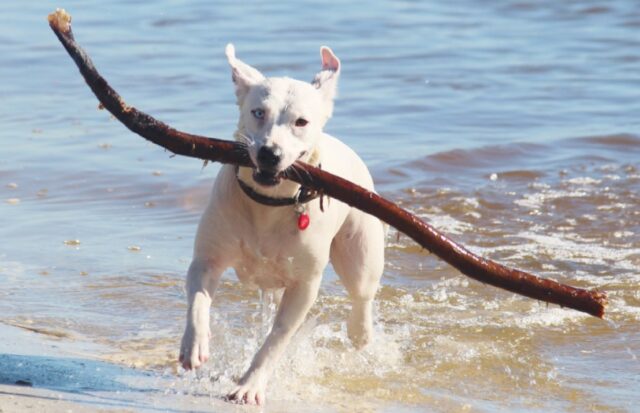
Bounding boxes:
257 145 283 170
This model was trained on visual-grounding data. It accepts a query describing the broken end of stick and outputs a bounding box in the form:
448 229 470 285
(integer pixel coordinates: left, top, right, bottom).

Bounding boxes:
591 289 608 319
48 9 72 33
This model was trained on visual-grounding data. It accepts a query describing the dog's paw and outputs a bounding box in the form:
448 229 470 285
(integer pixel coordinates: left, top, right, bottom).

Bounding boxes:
347 324 372 350
347 308 373 350
178 328 210 370
226 376 266 406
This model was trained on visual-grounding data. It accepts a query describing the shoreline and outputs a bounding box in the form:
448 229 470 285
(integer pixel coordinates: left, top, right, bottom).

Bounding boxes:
0 323 277 412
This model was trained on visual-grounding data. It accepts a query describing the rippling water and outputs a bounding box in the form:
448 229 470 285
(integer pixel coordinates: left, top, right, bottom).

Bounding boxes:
1 1 639 411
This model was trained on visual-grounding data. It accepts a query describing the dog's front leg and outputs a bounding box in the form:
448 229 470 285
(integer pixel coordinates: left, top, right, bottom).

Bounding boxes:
228 276 321 405
179 259 223 370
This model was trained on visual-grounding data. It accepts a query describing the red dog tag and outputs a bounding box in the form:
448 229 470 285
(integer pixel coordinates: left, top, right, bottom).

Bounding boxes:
297 213 310 230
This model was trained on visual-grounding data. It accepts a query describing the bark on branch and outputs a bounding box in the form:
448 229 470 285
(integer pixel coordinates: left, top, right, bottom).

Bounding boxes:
48 9 607 318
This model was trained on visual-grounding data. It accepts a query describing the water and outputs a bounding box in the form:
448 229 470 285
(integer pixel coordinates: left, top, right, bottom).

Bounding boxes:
1 1 639 411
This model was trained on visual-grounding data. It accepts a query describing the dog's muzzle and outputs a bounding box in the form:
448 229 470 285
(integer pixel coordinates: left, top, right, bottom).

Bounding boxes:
254 145 284 186
257 145 282 169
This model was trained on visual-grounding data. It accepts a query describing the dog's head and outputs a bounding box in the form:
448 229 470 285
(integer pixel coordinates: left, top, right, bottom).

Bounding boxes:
225 44 340 187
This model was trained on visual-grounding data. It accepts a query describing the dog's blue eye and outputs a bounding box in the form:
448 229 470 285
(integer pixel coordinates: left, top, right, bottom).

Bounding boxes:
251 109 265 120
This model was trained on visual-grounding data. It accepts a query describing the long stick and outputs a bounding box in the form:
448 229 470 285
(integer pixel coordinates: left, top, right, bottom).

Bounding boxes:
48 9 607 318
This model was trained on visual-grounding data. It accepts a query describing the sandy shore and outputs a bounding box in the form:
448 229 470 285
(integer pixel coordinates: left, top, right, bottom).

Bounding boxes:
0 323 314 413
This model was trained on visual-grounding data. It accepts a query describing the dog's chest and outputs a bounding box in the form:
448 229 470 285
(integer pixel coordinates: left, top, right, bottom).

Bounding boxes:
233 231 318 289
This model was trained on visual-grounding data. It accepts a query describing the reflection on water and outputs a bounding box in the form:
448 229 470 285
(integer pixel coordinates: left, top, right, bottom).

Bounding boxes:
1 0 639 411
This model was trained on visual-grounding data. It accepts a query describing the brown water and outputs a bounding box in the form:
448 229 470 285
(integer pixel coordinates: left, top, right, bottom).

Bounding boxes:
1 1 639 412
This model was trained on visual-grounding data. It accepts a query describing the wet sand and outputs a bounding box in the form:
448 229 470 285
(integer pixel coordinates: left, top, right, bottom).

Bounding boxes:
0 323 296 413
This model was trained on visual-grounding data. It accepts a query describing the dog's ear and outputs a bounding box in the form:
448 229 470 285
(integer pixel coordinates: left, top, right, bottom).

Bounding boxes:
225 44 265 104
312 46 341 114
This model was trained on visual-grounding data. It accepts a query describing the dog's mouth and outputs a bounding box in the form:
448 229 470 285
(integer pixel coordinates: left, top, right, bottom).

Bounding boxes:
250 151 308 187
251 151 307 187
253 169 282 187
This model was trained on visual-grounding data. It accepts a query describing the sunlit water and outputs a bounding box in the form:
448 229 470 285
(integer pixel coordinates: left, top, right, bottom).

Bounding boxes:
1 1 639 411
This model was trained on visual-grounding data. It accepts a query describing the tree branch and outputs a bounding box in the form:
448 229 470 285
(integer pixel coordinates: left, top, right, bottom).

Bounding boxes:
48 9 607 318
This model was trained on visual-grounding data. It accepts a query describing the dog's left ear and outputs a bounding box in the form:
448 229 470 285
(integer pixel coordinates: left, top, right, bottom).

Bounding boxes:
312 46 341 113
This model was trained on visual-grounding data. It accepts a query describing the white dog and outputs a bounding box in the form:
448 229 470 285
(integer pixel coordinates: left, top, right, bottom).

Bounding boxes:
179 44 385 405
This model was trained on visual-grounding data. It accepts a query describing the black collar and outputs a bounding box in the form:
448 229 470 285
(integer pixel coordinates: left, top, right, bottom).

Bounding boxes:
236 171 320 207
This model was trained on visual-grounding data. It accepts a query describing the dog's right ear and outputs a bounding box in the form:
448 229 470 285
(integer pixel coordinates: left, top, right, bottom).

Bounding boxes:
225 44 265 104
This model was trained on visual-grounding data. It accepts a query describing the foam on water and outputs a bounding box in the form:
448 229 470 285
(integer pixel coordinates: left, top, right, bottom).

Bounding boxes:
514 188 590 210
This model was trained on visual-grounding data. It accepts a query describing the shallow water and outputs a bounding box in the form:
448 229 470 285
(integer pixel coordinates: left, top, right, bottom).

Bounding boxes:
1 1 639 411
